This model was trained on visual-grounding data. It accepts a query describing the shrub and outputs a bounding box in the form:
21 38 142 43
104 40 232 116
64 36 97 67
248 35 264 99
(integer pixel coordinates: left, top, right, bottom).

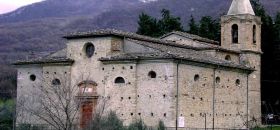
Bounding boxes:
127 120 147 130
0 99 15 130
158 120 165 130
88 111 165 130
17 124 31 130
89 111 126 130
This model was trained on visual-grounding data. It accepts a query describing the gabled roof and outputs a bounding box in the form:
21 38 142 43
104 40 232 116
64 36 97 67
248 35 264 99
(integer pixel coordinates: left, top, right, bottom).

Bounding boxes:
13 49 74 65
64 29 170 44
64 29 240 53
13 57 74 65
64 29 220 50
160 31 219 45
100 39 253 71
14 29 249 71
14 29 242 66
99 53 253 71
227 0 255 15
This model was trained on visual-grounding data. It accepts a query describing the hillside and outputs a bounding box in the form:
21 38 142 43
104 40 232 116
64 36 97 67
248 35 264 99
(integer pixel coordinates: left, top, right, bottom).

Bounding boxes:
0 0 279 64
0 0 142 24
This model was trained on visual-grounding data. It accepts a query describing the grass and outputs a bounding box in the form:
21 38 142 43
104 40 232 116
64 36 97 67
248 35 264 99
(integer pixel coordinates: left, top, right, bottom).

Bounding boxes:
253 126 280 130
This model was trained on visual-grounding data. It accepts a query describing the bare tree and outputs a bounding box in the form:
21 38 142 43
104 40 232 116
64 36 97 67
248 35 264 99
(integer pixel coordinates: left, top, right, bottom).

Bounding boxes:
16 72 100 130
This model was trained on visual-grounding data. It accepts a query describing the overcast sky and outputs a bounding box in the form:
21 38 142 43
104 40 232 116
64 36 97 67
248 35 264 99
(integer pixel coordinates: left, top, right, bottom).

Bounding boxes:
0 0 43 14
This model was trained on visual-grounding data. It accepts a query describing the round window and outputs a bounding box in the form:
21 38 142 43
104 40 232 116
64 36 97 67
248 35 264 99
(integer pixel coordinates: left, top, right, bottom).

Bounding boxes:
85 43 95 58
30 74 36 81
194 74 200 81
148 71 157 78
52 79 61 86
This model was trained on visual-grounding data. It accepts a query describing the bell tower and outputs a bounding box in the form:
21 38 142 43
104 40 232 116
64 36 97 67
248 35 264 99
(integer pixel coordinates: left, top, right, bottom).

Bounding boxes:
221 0 262 126
221 0 261 52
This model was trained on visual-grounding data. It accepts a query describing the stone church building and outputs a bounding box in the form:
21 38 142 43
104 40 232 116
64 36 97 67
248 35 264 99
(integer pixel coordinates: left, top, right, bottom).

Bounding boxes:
14 0 262 129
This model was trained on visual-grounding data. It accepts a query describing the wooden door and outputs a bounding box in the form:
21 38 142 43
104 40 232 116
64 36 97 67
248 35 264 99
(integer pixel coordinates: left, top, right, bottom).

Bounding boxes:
78 81 98 129
80 102 93 128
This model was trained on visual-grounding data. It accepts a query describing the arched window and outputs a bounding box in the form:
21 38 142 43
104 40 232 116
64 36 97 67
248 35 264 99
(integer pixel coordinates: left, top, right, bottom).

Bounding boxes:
225 55 231 61
52 79 61 85
148 71 157 78
115 77 125 84
194 74 200 81
78 81 98 94
84 43 95 58
232 24 238 43
30 74 36 81
216 77 221 84
253 25 256 44
236 79 241 86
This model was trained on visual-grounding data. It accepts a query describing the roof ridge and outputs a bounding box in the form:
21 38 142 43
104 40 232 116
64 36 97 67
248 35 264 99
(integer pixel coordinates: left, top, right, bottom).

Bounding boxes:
160 31 219 45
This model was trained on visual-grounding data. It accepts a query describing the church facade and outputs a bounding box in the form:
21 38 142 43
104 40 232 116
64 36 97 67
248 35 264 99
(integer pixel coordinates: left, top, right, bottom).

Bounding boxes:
14 0 262 129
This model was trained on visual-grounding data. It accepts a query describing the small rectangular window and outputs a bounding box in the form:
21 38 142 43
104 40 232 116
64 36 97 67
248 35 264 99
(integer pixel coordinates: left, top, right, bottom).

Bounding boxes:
111 39 123 51
253 25 257 44
232 24 238 44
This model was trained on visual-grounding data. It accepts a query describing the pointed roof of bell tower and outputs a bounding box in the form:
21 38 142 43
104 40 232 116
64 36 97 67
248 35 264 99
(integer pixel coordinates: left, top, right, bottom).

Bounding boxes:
227 0 255 15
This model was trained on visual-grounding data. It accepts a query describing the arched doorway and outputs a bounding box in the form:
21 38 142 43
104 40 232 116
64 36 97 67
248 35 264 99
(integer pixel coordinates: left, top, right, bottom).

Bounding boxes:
77 80 98 129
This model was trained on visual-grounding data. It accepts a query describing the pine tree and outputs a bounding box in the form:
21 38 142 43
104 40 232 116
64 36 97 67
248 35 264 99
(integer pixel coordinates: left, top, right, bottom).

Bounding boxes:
187 15 199 35
274 12 280 42
250 0 274 47
136 13 160 37
136 9 183 37
250 0 280 115
158 9 183 36
198 16 220 41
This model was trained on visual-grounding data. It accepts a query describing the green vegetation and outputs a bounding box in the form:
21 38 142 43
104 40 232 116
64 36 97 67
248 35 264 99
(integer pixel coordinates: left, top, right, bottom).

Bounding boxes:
0 64 17 103
250 0 280 116
137 9 183 37
137 0 280 44
0 99 15 130
253 126 280 130
157 120 165 130
185 15 221 41
137 9 220 41
88 111 165 130
136 13 161 37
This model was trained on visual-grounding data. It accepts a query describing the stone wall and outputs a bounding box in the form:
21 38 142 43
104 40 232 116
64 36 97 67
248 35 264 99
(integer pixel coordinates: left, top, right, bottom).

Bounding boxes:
221 14 261 52
16 65 43 124
178 64 248 129
242 52 262 125
221 14 262 126
16 64 73 125
66 37 113 96
216 51 240 64
214 69 247 129
103 63 137 125
136 61 176 127
15 32 260 129
178 64 214 128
